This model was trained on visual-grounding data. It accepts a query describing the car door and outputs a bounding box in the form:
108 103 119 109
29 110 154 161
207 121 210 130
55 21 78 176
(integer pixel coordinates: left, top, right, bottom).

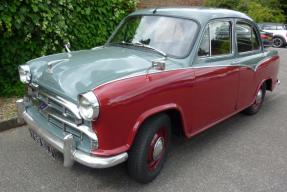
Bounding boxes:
188 19 240 133
234 20 265 109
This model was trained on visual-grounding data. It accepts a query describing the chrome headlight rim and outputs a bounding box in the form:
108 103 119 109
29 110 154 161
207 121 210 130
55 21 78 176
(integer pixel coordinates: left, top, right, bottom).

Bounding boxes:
18 65 31 84
78 91 100 121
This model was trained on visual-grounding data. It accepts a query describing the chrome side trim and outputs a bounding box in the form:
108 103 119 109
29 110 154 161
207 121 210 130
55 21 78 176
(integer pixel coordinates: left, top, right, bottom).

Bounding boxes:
254 56 273 71
21 110 128 169
94 56 277 89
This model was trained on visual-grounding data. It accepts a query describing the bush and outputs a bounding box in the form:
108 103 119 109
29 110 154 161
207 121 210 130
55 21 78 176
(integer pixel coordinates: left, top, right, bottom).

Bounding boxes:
0 0 138 97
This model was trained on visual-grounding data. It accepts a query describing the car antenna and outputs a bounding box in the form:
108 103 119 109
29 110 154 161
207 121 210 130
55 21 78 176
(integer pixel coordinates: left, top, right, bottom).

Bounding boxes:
153 8 158 14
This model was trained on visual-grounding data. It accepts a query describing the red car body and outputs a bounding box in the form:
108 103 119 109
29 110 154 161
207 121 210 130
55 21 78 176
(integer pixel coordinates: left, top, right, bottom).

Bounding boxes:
92 55 279 157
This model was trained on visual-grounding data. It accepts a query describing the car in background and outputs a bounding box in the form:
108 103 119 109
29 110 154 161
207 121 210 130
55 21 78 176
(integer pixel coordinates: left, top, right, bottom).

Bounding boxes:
260 30 273 47
258 23 287 48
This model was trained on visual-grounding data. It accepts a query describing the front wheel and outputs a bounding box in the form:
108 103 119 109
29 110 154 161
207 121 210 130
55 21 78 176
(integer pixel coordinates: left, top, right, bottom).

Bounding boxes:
128 114 171 183
243 83 266 115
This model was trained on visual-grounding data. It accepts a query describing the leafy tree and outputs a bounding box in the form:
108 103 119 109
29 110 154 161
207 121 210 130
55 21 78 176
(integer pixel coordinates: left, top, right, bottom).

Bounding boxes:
204 0 286 22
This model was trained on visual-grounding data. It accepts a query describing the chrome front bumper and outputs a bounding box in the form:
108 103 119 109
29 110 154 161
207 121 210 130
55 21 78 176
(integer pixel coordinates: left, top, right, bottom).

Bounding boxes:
17 99 128 168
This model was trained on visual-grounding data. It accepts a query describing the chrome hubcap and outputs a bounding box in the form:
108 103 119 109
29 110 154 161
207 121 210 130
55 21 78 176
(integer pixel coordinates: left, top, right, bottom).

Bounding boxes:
152 137 164 161
255 89 263 105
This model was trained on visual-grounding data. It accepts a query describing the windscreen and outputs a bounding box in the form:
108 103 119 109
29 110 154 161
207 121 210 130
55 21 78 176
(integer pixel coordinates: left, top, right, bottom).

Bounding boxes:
109 16 198 58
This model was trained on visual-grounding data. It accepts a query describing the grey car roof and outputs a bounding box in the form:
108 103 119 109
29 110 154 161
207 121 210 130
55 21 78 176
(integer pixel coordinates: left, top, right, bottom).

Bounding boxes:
130 7 253 24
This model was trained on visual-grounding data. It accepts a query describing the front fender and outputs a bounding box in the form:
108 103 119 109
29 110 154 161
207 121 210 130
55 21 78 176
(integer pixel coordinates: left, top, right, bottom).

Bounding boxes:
127 103 187 146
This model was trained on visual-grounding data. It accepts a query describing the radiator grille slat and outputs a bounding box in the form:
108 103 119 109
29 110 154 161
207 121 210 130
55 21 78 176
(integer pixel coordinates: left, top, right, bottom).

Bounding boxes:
29 87 83 139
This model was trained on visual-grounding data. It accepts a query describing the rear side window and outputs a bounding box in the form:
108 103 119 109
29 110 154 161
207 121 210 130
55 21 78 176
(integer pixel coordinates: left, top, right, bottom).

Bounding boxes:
198 21 232 57
236 22 260 53
263 24 276 30
277 25 284 30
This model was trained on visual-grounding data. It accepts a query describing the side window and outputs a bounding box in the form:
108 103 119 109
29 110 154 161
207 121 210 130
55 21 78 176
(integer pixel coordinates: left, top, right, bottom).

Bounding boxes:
263 24 276 30
198 21 232 57
277 25 284 30
236 22 260 53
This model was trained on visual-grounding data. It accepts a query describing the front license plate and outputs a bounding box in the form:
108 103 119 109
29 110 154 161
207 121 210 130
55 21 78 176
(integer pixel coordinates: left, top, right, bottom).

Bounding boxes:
29 129 57 159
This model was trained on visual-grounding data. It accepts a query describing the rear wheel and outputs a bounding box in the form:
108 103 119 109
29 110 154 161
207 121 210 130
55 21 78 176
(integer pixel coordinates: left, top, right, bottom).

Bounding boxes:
243 83 266 115
273 37 284 48
128 114 171 183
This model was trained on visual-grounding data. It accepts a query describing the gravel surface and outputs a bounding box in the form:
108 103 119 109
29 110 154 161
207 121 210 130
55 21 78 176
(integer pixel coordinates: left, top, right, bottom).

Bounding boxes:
0 97 18 121
0 48 286 192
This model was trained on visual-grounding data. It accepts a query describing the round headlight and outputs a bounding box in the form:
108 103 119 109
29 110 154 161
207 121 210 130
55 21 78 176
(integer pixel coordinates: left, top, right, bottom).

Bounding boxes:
18 65 31 84
78 91 100 121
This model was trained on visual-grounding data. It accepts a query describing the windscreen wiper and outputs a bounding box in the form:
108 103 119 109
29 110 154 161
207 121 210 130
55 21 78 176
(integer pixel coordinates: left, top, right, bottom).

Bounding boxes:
112 41 167 58
133 41 167 58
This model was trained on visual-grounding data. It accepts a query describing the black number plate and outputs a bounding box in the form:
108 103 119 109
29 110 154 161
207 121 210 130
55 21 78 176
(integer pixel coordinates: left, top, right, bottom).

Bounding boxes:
29 129 57 159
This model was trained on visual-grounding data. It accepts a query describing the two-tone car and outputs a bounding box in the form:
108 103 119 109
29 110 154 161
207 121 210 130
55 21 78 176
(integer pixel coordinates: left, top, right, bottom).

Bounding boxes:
17 8 280 183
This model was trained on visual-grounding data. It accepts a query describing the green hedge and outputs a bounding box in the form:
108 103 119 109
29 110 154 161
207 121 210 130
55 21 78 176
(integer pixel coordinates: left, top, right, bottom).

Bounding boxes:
0 0 138 97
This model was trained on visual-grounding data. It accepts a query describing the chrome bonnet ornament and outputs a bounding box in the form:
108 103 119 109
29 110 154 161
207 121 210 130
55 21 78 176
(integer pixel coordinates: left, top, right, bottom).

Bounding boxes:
47 59 69 73
64 42 71 53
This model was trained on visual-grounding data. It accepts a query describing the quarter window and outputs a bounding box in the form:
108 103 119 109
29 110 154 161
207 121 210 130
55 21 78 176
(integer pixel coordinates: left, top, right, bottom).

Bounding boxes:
198 21 232 57
198 26 210 56
236 22 260 53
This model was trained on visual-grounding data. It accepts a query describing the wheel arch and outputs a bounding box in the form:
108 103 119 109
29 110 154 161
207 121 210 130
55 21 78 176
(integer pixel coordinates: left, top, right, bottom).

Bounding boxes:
273 35 286 44
265 78 273 91
127 104 188 147
251 78 272 104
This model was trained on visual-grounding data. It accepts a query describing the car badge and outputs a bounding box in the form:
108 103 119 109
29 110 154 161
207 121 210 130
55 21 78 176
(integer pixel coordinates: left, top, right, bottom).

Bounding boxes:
39 101 48 110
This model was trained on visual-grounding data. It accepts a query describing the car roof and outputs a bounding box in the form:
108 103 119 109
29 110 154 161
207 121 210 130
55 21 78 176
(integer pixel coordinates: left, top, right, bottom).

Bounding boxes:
130 7 252 24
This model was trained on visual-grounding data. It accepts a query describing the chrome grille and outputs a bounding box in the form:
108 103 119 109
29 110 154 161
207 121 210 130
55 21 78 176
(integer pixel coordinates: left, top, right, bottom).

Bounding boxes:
28 86 83 138
47 115 81 138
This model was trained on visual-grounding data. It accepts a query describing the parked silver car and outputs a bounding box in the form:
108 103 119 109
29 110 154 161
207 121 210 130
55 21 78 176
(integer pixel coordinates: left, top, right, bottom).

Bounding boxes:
258 23 287 48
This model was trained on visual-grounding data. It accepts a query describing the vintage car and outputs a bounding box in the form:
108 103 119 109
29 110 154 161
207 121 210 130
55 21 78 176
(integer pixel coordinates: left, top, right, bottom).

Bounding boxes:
17 8 280 183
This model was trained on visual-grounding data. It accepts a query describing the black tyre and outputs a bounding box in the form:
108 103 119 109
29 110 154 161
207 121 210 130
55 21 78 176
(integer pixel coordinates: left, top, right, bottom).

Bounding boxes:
128 114 171 183
243 83 266 115
273 37 284 48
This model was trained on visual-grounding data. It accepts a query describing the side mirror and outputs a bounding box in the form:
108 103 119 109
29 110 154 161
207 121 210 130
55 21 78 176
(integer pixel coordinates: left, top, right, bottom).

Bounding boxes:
64 42 71 53
152 59 166 71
